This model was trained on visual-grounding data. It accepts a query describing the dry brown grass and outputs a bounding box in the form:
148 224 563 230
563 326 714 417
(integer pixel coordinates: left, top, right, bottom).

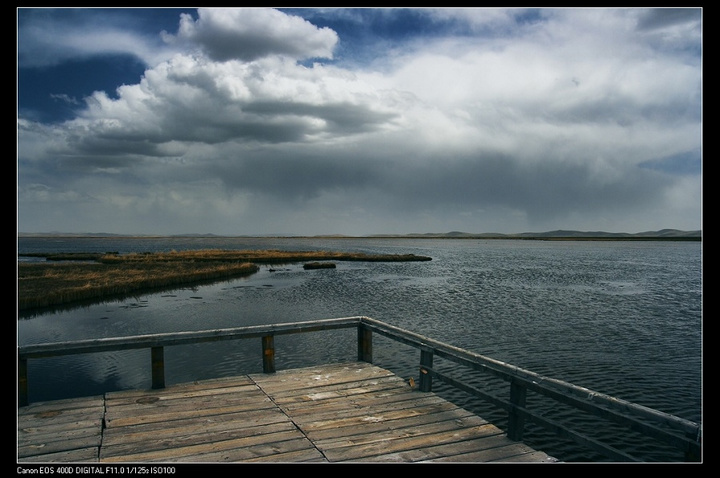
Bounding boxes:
95 249 431 264
17 261 259 311
18 249 431 311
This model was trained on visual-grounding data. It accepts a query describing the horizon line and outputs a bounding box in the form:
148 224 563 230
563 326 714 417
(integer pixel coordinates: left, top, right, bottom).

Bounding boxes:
17 228 702 238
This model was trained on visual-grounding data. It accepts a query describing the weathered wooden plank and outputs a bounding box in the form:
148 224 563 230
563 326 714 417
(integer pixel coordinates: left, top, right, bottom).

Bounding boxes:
101 420 299 458
18 420 102 448
18 395 105 461
102 408 292 446
19 416 102 437
105 375 256 398
274 393 447 422
103 378 262 408
104 391 272 421
240 448 328 463
285 398 468 432
105 384 259 407
273 381 426 405
321 422 506 462
18 447 99 463
163 437 323 463
19 434 103 459
351 435 508 462
313 413 496 452
100 429 309 462
254 366 403 392
18 403 105 429
422 442 557 463
249 362 398 393
318 418 502 450
106 405 260 428
305 407 485 441
423 435 534 462
256 365 436 424
353 434 553 463
18 395 104 416
103 390 277 428
264 375 409 404
493 451 559 463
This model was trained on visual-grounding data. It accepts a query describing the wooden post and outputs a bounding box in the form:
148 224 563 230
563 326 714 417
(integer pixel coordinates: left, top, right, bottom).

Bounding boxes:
507 379 527 441
357 325 372 363
419 347 434 392
151 346 165 389
685 430 701 462
262 335 275 373
19 356 28 407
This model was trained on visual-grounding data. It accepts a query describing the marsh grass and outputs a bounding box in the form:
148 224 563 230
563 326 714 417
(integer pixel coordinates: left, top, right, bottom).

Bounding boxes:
96 249 431 264
18 249 431 311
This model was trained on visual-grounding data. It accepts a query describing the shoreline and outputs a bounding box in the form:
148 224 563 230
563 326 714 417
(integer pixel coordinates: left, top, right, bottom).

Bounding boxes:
17 249 432 312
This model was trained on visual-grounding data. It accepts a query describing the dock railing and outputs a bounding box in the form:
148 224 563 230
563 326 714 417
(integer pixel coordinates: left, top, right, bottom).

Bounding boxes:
18 316 701 462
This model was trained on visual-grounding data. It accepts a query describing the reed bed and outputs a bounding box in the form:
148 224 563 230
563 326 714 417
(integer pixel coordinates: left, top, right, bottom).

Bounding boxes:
18 249 431 311
17 261 259 311
95 249 431 264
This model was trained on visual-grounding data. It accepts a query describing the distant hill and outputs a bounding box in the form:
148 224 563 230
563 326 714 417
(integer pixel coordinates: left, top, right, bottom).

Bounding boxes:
18 229 701 240
375 229 701 240
514 228 701 238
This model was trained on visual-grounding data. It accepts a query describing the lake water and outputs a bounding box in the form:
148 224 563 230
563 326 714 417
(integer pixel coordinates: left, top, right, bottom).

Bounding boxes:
17 236 702 462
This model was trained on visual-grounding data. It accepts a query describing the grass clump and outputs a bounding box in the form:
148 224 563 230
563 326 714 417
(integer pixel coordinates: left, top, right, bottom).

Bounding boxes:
18 249 431 311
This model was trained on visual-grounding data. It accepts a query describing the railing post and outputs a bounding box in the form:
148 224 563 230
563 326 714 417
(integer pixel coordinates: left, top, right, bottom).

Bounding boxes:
19 356 28 407
419 346 434 392
685 429 701 462
151 346 165 389
507 379 527 441
357 325 372 363
262 335 276 373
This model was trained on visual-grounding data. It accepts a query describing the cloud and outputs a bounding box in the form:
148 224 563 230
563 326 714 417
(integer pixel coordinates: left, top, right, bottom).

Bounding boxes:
635 7 702 31
58 53 403 153
17 8 702 235
17 9 175 68
166 8 338 62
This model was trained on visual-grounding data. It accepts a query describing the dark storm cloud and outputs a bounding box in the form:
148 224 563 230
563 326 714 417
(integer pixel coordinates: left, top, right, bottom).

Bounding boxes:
189 142 675 229
242 101 399 135
359 152 672 225
211 152 382 202
636 8 701 31
634 8 702 56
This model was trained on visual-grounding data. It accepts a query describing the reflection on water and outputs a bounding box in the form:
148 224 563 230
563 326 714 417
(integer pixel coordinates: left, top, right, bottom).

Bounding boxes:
17 237 701 462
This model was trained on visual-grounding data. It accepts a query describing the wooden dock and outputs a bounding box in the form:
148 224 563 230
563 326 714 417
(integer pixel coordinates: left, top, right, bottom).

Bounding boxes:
18 361 558 464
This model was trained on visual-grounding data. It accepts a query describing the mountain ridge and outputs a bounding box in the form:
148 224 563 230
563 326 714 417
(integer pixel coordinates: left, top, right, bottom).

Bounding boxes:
17 229 701 239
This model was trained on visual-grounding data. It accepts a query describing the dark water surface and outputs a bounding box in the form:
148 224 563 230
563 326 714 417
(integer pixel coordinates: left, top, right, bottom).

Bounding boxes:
17 236 702 462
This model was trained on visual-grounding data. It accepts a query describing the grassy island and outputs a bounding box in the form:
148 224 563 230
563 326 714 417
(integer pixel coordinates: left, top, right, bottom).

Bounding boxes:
17 249 431 311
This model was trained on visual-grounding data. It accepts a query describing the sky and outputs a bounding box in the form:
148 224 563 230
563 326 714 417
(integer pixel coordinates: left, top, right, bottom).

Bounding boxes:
17 7 703 236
